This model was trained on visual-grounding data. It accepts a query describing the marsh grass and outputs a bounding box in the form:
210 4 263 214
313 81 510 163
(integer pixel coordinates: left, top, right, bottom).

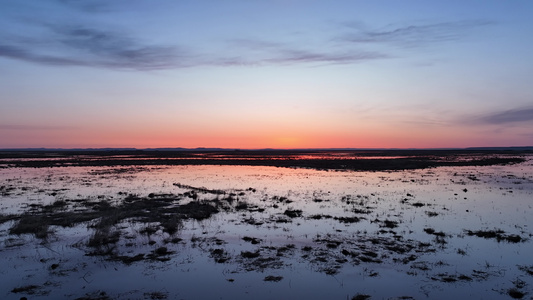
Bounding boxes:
11 284 41 294
351 294 371 300
518 265 533 276
508 288 526 299
334 216 362 223
160 215 183 235
263 275 283 282
465 229 526 243
144 291 168 299
74 290 111 300
7 193 222 248
283 209 302 218
0 213 16 224
87 229 120 255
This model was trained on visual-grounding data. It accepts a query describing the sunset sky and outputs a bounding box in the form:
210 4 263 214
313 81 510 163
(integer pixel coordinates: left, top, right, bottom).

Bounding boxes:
1 1 532 149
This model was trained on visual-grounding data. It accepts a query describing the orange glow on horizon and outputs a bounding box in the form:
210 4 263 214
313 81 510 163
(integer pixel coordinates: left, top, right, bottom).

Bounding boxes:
1 117 529 149
17 132 500 150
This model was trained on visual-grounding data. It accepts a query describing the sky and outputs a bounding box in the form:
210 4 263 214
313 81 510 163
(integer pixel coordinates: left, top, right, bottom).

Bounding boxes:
1 0 532 149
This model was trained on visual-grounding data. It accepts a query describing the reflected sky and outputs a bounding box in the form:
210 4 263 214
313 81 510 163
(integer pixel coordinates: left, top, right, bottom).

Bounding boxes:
1 158 533 299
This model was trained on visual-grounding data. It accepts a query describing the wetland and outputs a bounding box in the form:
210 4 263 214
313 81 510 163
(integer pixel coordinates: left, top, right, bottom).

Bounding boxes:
0 150 532 299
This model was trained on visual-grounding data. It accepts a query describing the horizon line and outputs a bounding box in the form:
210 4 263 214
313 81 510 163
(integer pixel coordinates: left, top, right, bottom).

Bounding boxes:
1 146 532 151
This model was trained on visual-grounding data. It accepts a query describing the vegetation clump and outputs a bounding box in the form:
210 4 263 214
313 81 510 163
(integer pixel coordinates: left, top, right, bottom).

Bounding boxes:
518 265 533 276
334 216 361 223
423 228 446 237
430 272 472 283
508 288 525 299
465 229 525 243
210 248 230 263
242 236 261 244
241 251 261 259
352 294 371 300
283 209 302 218
9 215 50 239
263 275 283 282
144 291 168 299
11 285 41 294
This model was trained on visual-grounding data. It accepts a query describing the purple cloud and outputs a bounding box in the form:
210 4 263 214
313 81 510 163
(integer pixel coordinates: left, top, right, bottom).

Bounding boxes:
342 20 494 47
478 107 533 124
0 25 188 71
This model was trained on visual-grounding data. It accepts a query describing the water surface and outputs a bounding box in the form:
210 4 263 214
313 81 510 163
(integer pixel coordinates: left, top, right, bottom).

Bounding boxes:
1 156 532 299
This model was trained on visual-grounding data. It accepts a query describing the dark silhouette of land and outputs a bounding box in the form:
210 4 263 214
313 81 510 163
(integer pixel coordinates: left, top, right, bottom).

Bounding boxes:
0 149 528 171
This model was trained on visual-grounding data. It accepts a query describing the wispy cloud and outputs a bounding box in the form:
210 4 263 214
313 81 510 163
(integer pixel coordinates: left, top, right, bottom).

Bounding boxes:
228 39 284 51
53 26 185 69
226 38 388 66
477 107 533 125
341 20 494 47
0 25 186 70
0 43 81 66
0 25 388 70
266 48 387 65
0 1 494 72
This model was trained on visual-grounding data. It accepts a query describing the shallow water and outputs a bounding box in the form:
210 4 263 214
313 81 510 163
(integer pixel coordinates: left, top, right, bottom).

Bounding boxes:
1 157 533 299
